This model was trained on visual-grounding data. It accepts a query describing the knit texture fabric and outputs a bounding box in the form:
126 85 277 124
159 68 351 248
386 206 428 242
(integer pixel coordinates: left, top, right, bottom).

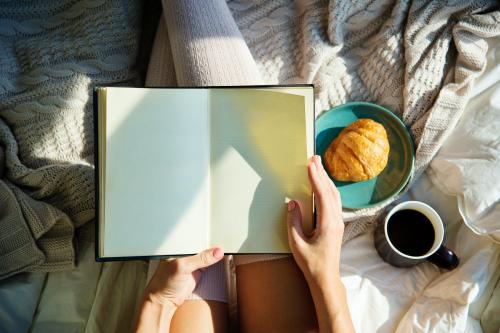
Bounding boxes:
155 0 500 241
0 0 142 279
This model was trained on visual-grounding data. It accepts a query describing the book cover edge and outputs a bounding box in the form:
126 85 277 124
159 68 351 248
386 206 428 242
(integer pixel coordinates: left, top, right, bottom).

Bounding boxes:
93 88 103 262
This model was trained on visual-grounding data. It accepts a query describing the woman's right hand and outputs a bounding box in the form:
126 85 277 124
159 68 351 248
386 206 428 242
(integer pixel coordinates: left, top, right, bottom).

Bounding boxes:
286 155 344 287
287 155 354 333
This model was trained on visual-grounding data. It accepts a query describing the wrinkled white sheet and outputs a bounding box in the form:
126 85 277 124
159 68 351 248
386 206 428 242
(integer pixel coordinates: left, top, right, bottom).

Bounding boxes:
341 174 500 333
429 37 500 243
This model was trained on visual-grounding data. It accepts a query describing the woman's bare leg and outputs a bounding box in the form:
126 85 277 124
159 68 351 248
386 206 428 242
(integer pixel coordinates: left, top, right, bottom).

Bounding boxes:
236 257 318 333
170 300 228 333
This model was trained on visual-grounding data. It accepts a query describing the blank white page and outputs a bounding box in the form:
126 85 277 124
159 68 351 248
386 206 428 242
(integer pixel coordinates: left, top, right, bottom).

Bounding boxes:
102 88 209 257
209 89 313 253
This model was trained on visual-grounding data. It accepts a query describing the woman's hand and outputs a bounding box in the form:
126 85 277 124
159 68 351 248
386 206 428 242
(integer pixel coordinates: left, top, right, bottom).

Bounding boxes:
287 155 354 333
146 247 224 307
134 248 224 333
287 155 344 286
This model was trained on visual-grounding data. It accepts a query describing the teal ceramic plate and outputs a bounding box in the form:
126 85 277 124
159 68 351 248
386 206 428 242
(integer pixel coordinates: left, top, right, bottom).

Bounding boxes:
315 102 414 209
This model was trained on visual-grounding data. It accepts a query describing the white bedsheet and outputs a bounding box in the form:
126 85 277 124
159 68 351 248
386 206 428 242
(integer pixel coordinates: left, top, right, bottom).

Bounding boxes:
341 174 500 332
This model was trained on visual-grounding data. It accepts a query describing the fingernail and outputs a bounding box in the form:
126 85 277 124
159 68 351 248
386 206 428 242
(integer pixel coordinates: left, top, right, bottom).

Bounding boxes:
212 247 223 259
288 200 296 211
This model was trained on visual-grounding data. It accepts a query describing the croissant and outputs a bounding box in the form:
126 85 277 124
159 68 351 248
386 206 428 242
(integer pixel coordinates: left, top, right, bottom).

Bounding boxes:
324 118 389 182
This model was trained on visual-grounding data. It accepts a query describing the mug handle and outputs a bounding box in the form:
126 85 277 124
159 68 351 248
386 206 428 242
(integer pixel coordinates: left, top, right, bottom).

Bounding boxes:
427 245 459 270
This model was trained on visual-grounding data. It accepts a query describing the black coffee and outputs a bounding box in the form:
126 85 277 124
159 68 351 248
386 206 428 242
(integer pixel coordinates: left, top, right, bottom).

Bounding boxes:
387 209 435 256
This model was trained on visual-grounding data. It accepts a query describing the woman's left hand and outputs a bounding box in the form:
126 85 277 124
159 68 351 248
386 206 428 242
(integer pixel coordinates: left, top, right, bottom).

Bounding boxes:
145 247 224 307
134 247 224 332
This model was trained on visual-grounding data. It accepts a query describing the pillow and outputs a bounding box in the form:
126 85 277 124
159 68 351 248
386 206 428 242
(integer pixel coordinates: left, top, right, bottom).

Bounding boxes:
428 37 500 243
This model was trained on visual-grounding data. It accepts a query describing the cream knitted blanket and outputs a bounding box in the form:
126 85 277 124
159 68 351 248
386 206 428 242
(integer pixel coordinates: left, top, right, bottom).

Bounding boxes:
1 0 499 278
153 0 500 237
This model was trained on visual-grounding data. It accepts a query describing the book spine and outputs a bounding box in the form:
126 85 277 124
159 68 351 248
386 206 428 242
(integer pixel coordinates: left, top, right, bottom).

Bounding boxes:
93 88 101 261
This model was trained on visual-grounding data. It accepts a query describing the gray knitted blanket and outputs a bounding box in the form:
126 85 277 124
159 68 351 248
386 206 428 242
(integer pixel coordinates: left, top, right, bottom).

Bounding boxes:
0 0 143 279
1 0 499 279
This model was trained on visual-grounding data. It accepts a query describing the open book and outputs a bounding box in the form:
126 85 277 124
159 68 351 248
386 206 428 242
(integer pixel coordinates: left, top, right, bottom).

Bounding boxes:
95 86 314 260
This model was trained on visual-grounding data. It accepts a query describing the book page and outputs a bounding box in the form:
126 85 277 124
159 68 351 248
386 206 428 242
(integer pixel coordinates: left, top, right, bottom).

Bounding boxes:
259 87 315 164
102 88 209 257
209 88 313 253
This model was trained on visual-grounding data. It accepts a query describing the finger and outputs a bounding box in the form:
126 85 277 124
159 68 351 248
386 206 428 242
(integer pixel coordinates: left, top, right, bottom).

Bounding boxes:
314 155 332 190
330 177 341 202
308 158 324 205
180 247 224 273
314 155 332 195
314 155 340 201
286 200 307 246
311 156 339 234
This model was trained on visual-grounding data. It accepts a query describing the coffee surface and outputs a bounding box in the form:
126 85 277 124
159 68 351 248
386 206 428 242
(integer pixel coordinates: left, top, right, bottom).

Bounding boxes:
387 209 435 256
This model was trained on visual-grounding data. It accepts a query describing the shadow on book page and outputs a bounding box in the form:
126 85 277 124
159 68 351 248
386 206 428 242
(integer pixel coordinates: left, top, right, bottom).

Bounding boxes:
209 89 312 253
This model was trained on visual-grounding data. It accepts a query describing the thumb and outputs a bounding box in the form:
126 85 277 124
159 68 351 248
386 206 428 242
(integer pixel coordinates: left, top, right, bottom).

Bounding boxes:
181 247 224 273
287 200 306 246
